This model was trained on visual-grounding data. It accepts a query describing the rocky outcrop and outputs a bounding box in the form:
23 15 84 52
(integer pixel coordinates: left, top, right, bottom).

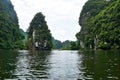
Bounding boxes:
27 12 52 50
0 0 24 49
76 0 119 50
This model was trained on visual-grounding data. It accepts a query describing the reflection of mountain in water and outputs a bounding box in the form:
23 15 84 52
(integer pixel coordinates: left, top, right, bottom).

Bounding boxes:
13 50 51 79
0 50 120 79
0 50 18 79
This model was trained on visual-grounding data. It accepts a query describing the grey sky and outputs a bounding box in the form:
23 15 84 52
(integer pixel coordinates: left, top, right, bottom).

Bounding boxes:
11 0 88 42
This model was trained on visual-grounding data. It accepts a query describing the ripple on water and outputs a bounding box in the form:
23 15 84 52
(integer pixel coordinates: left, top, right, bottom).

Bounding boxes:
107 76 119 80
0 50 120 80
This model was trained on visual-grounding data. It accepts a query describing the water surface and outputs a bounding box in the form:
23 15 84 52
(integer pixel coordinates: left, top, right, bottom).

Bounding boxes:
0 50 120 80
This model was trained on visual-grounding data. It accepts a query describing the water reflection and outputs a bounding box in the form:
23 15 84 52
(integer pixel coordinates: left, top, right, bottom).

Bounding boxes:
0 50 120 80
29 50 51 79
49 50 80 80
0 50 18 79
13 50 51 80
13 50 31 79
78 50 120 80
14 50 80 80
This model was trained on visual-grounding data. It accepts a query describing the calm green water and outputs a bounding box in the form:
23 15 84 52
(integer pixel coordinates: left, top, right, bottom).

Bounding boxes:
0 50 120 80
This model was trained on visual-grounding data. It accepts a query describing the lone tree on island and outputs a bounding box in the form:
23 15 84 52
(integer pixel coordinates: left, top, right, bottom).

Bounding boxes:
27 12 52 50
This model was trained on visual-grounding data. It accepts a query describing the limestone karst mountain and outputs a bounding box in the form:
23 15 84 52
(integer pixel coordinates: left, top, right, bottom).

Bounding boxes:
76 0 120 50
27 12 52 50
0 0 24 49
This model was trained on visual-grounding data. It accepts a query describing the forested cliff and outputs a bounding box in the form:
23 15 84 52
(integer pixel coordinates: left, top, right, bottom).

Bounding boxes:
27 12 52 50
76 0 120 50
0 0 24 49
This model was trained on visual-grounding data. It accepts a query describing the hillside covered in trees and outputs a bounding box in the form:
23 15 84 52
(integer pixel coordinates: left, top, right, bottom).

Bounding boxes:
52 37 78 50
0 0 24 49
76 0 120 50
27 12 52 50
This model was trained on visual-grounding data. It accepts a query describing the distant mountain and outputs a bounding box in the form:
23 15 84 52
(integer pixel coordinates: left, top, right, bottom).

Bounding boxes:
52 37 62 49
52 38 78 50
0 0 24 49
20 29 28 43
62 40 71 50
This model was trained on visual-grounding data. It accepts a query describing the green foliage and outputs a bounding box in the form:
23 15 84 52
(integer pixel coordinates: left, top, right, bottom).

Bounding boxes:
77 0 120 50
70 41 79 50
0 0 24 49
61 40 79 50
52 37 62 49
80 0 107 19
52 38 79 50
97 41 111 50
62 40 71 50
19 29 28 49
27 12 52 50
87 0 120 49
77 0 108 49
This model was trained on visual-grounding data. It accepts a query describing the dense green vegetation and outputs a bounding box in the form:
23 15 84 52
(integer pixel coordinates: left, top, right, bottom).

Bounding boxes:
19 29 28 49
27 12 52 50
0 0 24 49
62 40 78 50
88 0 120 49
52 37 62 49
76 0 120 50
2 0 119 50
52 38 78 50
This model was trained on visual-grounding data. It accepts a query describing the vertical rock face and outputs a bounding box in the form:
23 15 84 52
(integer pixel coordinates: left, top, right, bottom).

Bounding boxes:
27 12 52 50
77 0 108 49
88 0 120 49
0 0 18 23
0 0 24 49
77 0 119 50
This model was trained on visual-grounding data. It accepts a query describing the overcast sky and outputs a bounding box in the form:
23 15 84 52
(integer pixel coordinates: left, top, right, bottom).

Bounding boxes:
11 0 88 42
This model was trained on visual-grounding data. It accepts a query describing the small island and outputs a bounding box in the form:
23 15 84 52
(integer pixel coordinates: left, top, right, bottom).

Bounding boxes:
27 12 52 50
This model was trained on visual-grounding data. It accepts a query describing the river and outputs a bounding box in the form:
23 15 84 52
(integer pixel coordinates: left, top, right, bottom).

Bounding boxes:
0 50 120 80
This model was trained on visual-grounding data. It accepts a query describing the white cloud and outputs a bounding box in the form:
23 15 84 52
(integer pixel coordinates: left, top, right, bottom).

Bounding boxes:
11 0 88 42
